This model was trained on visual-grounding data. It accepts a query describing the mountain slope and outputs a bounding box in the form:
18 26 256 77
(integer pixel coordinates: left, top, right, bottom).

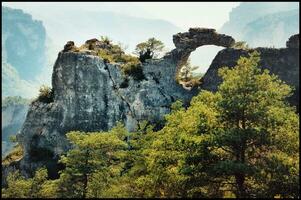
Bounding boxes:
220 2 299 47
241 9 299 48
2 96 30 157
2 6 46 80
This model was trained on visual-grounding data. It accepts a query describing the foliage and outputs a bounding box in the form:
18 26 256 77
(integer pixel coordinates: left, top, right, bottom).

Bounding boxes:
2 170 32 198
36 85 54 103
177 59 202 89
232 41 250 50
1 168 57 198
134 37 165 62
93 36 144 79
100 36 112 44
2 144 24 165
8 135 17 143
55 122 129 198
144 51 299 198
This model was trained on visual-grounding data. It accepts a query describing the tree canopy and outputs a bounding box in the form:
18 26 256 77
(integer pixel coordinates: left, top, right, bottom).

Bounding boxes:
134 37 165 62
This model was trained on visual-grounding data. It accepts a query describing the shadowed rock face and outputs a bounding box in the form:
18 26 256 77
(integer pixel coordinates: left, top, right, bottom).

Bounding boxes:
286 34 299 49
4 28 298 181
201 35 299 112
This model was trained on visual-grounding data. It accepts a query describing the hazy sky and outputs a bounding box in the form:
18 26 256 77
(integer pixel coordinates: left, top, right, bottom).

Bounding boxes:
2 2 240 30
2 2 241 78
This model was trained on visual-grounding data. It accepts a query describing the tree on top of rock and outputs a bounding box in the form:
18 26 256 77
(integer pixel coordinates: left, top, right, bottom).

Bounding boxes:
134 38 165 62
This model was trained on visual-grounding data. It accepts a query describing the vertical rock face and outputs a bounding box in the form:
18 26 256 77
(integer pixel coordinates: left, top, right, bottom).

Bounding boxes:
201 34 299 111
16 51 198 178
8 28 299 180
286 34 299 48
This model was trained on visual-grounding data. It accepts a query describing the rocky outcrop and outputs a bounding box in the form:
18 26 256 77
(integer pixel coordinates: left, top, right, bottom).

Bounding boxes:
201 35 299 111
15 47 200 178
286 34 299 48
8 28 299 180
63 41 75 52
170 28 235 71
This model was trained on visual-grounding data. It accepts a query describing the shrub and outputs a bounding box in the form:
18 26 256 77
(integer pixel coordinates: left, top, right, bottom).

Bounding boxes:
37 85 54 103
98 49 115 63
231 41 249 50
77 36 144 80
2 144 24 165
122 62 145 80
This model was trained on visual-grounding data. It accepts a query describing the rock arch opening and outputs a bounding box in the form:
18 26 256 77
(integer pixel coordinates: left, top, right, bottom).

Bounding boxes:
177 45 225 90
172 28 235 90
189 45 225 75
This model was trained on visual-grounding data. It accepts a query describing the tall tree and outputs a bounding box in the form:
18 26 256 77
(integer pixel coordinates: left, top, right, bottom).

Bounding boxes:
56 123 129 198
145 51 299 198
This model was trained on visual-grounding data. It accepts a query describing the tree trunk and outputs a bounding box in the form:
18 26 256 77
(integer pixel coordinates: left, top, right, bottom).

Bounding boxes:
235 173 246 198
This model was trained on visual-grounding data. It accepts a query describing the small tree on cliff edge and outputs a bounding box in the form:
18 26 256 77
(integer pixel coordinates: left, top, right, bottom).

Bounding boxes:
134 38 165 62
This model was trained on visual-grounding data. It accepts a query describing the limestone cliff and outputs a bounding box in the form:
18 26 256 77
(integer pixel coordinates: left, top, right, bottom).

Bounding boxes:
3 28 299 181
201 34 299 111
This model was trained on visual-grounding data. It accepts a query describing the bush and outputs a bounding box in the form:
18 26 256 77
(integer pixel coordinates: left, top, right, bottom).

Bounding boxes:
122 62 145 81
76 36 144 80
231 41 249 50
37 85 54 103
2 144 24 165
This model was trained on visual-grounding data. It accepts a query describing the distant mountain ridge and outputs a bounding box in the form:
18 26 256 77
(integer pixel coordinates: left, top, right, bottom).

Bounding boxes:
241 9 299 48
2 6 46 80
220 2 299 47
2 96 30 158
2 6 46 98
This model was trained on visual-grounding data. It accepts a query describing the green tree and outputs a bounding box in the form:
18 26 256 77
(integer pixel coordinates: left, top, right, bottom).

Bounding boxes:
213 51 298 197
2 171 32 198
145 51 299 198
37 85 53 103
2 168 55 198
134 37 165 62
56 123 129 198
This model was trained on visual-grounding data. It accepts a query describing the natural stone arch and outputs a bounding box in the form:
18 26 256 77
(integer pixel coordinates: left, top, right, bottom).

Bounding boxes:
169 28 235 75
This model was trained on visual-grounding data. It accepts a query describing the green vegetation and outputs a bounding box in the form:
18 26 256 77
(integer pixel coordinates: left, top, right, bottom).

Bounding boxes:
2 144 24 165
8 135 17 143
80 36 144 79
1 168 58 198
36 85 54 103
76 36 165 80
56 123 128 198
134 37 165 62
2 52 299 198
177 59 203 89
232 41 250 50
